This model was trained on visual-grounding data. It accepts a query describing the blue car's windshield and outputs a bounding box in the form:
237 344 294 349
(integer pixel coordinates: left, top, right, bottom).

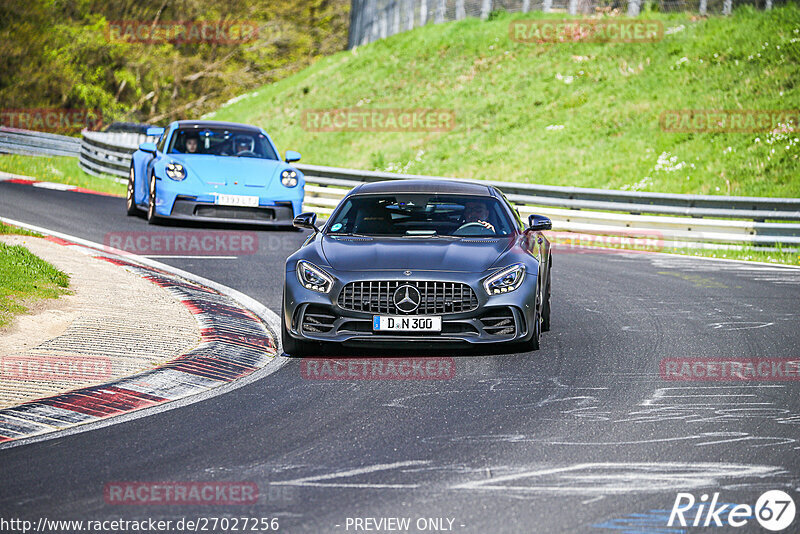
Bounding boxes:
167 128 278 160
326 194 514 237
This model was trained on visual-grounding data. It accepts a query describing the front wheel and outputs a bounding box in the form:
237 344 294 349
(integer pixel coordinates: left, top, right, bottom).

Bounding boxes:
541 266 551 332
126 166 138 216
146 173 159 225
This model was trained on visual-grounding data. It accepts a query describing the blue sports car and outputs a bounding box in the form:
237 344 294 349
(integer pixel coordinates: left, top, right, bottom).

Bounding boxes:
127 120 304 227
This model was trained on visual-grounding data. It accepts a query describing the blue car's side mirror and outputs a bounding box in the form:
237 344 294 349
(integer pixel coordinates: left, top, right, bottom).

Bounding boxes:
146 127 165 137
528 214 552 231
139 142 157 154
285 150 301 163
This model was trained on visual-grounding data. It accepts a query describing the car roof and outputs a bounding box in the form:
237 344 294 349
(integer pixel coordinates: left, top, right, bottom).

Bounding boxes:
173 120 260 132
353 179 495 196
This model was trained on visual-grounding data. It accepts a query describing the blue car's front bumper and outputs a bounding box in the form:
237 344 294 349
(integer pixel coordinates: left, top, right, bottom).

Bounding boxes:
153 179 303 226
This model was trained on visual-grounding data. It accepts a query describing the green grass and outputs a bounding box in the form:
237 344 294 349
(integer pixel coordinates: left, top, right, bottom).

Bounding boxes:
0 154 125 197
661 244 800 265
208 6 800 197
0 223 42 237
0 241 70 328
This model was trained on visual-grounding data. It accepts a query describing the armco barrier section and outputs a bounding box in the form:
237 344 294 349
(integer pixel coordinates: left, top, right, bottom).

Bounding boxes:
2 127 799 246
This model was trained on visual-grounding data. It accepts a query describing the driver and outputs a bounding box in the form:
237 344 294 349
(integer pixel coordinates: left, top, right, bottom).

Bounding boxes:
234 135 254 155
185 134 200 154
462 200 495 232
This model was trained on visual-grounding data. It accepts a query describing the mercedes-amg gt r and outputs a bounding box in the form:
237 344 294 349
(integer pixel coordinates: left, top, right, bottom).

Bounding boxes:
282 179 552 356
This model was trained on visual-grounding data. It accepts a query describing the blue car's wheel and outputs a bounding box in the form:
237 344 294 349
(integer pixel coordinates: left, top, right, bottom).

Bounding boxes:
147 173 159 225
126 166 137 216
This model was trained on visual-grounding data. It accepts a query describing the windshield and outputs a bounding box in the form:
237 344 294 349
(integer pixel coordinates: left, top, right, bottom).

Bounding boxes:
326 193 514 237
167 127 278 160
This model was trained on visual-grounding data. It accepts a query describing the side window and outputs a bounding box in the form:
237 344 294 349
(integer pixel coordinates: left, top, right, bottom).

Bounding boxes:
501 192 525 231
156 131 168 153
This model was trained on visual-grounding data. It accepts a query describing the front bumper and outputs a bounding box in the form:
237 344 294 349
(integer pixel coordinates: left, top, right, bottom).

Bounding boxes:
283 271 539 347
166 198 296 226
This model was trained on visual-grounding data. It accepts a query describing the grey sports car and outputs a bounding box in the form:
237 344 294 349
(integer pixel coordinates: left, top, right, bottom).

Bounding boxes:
281 179 552 356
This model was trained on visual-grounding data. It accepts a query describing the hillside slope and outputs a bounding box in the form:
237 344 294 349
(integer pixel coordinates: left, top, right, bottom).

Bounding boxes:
209 6 800 197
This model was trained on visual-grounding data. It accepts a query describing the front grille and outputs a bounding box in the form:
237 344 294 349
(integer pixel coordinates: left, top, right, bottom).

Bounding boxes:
301 306 336 333
479 308 516 336
338 281 478 315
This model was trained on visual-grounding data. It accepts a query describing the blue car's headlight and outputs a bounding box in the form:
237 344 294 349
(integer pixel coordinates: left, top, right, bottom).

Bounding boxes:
281 169 298 187
483 263 526 295
166 162 187 181
297 260 333 293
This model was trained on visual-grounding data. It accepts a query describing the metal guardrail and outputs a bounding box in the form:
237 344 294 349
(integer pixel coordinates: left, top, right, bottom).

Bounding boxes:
0 127 81 157
79 130 155 179
1 127 799 246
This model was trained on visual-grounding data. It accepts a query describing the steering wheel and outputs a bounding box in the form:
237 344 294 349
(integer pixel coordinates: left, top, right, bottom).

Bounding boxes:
235 150 258 157
452 222 495 236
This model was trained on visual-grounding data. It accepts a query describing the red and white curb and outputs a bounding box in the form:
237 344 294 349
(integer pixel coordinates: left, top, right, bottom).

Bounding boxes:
0 170 122 197
0 218 286 447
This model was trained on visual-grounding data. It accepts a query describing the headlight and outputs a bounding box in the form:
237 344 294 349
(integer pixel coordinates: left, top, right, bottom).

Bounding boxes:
483 263 525 295
165 162 186 181
296 260 333 293
281 169 298 187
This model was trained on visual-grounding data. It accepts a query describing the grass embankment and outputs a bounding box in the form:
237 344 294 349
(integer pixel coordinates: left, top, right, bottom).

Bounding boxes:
208 6 800 198
0 224 70 328
0 154 126 196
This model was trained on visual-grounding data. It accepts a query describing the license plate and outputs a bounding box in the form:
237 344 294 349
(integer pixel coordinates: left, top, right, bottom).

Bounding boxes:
215 194 259 207
373 315 442 332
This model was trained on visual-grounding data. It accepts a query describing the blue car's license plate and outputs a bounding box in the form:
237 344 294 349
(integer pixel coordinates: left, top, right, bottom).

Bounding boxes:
373 316 442 332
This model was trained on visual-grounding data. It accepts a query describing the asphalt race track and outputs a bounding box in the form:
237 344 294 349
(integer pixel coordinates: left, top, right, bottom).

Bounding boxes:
2 181 800 533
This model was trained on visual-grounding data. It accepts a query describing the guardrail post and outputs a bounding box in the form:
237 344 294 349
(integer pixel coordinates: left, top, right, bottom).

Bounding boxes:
543 0 553 13
765 0 772 9
699 0 707 16
456 0 466 18
419 0 428 25
722 0 732 14
480 0 492 19
627 0 641 16
435 0 445 22
522 0 531 12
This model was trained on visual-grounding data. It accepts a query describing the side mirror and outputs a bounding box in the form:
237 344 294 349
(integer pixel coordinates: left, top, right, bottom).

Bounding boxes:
528 214 552 231
293 212 318 232
146 127 165 137
138 142 157 154
285 150 301 163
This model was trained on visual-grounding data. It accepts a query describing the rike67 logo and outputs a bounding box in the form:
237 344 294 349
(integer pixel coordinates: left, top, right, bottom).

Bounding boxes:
669 490 796 531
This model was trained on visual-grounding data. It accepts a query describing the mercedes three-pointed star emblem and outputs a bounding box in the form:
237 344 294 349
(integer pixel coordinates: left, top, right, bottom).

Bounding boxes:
393 284 421 313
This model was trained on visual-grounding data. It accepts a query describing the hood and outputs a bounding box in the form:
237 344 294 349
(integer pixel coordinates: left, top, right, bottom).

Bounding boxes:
320 235 514 273
169 155 285 187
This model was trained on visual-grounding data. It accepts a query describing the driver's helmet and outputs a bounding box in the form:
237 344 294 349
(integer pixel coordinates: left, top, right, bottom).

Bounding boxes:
234 135 254 153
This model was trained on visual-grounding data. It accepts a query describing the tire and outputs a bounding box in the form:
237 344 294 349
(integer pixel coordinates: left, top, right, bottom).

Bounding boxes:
281 302 314 357
125 165 138 216
528 307 541 351
146 173 159 225
541 265 552 333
